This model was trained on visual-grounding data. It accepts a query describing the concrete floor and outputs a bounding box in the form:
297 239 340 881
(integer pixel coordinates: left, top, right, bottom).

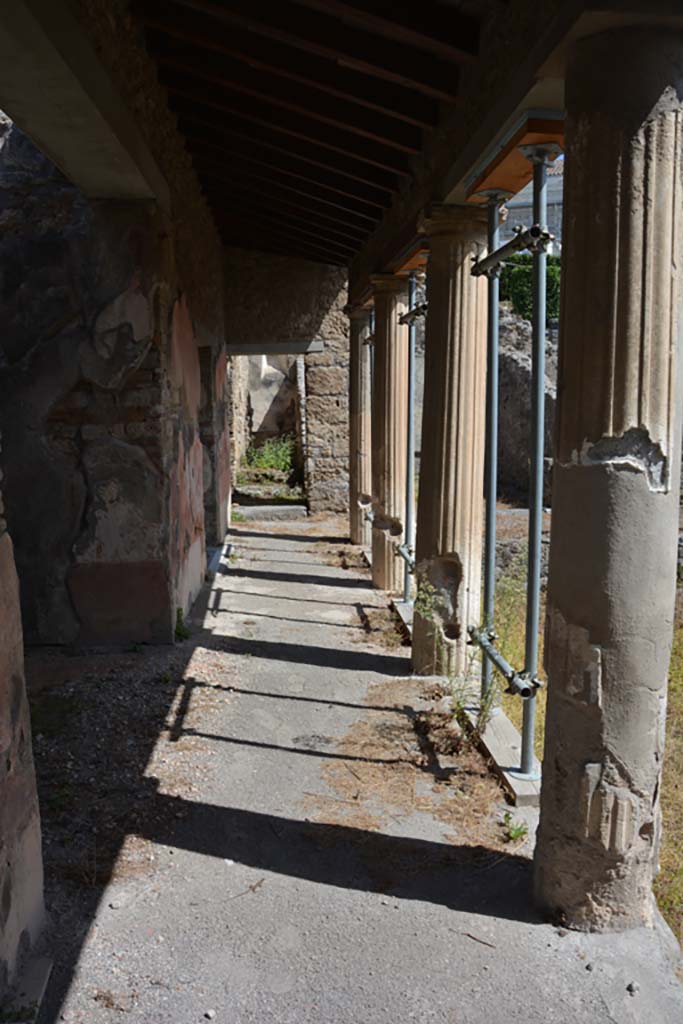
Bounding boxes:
40 519 683 1023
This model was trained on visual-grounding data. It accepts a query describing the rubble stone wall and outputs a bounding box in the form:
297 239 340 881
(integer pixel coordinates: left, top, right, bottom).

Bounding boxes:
224 247 349 512
0 120 209 644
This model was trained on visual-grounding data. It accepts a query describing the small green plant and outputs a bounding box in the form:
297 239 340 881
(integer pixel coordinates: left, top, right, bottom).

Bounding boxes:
414 574 439 621
231 508 246 523
502 810 529 843
245 434 296 473
175 608 191 641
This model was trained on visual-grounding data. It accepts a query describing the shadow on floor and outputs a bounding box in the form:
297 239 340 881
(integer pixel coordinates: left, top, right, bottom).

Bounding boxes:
229 527 347 545
219 564 373 590
202 633 410 676
29 523 525 1022
140 798 539 925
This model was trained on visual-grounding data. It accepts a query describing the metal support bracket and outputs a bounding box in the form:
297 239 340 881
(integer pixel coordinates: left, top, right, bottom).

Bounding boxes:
468 626 544 699
398 302 428 326
395 543 415 572
471 224 554 278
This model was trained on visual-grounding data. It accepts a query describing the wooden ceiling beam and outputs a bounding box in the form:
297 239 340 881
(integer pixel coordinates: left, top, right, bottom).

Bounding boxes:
142 11 436 129
157 55 421 154
184 134 387 212
173 108 396 194
287 0 479 64
204 191 366 253
210 204 357 258
194 154 379 224
166 0 460 103
165 83 411 178
215 213 351 264
199 174 370 244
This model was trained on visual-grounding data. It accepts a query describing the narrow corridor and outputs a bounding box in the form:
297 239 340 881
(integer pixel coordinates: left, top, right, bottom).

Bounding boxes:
36 521 683 1024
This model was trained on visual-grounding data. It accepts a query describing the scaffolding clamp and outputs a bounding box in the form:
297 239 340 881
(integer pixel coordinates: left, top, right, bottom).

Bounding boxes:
471 224 554 278
399 302 428 326
468 626 544 699
395 543 415 572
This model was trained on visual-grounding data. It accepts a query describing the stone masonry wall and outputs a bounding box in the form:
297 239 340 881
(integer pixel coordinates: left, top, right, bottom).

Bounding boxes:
0 119 206 644
224 247 349 512
70 0 233 545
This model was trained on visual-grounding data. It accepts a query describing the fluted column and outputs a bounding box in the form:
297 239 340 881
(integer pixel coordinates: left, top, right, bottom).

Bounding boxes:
534 28 683 930
412 206 487 677
370 276 408 593
347 305 372 548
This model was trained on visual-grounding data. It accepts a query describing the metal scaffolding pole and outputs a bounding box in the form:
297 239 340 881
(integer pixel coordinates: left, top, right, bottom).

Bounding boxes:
403 271 417 603
518 144 558 778
468 153 558 779
479 193 508 705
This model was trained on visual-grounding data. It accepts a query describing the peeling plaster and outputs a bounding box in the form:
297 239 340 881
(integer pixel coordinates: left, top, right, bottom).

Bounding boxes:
567 427 668 492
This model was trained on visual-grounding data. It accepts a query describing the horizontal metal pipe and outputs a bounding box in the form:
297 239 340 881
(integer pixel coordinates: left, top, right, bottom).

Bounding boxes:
395 543 415 571
468 626 539 699
398 302 428 325
471 224 553 278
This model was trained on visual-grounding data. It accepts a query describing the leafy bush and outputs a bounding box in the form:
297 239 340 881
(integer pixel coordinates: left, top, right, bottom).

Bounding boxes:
245 434 296 473
500 254 561 322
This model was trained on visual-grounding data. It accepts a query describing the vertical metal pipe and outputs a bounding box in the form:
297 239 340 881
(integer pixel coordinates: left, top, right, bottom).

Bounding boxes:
404 272 417 603
521 154 548 777
369 307 375 409
481 200 501 704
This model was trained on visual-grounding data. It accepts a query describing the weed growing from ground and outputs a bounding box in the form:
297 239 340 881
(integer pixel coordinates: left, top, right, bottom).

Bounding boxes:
244 434 296 473
502 810 529 843
175 608 191 642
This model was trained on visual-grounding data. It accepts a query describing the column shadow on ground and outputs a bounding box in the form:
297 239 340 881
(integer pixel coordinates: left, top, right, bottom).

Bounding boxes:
218 564 373 590
139 798 540 926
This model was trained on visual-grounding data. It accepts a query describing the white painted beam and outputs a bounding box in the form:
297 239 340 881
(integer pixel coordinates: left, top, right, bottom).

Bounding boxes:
0 0 169 206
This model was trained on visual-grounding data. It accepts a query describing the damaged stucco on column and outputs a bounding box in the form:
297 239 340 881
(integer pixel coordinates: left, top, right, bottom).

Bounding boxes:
534 28 683 930
412 207 487 677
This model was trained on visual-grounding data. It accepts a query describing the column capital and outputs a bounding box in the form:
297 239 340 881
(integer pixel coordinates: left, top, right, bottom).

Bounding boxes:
370 273 407 295
418 203 486 240
344 303 372 321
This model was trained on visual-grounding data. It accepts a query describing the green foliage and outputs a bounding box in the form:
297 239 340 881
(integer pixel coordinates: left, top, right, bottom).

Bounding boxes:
175 608 191 642
231 508 246 523
502 810 529 843
499 254 561 322
245 434 296 473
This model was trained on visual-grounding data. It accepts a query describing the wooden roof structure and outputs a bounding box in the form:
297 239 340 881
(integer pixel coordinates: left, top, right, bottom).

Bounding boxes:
139 0 483 265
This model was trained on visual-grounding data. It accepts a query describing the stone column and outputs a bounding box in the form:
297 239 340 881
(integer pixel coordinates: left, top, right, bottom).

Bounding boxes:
534 28 683 930
347 305 373 548
412 206 487 677
370 276 409 593
0 448 44 999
